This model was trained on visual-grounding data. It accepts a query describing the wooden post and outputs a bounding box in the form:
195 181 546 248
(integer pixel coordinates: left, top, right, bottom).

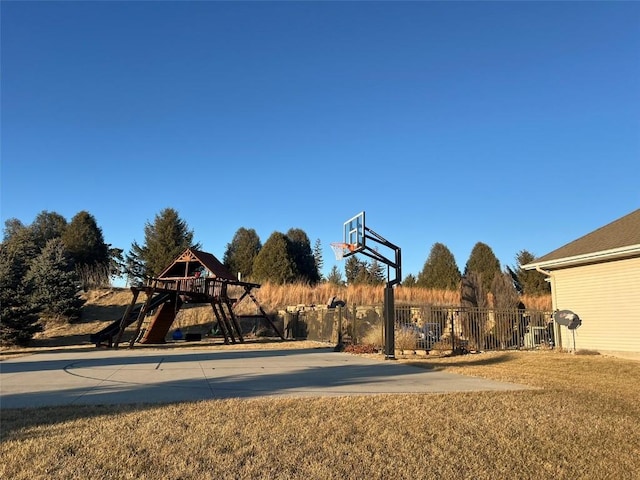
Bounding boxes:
245 288 285 340
211 301 231 345
216 299 237 344
129 288 155 348
225 299 245 343
114 288 140 348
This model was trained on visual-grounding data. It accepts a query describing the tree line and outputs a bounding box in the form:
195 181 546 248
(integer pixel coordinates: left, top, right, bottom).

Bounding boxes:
1 211 119 345
1 207 549 345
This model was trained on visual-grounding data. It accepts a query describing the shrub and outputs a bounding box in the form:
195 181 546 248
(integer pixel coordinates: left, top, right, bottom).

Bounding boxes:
361 325 383 349
395 327 417 353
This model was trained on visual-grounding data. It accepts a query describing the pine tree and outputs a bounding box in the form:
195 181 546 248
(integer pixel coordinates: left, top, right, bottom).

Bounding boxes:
464 242 501 292
108 246 125 279
508 250 551 296
286 228 320 284
326 265 344 285
30 211 68 249
402 273 417 287
345 256 368 284
252 232 297 284
223 228 261 281
62 211 111 289
62 211 109 268
2 218 27 242
0 227 42 345
417 242 461 290
2 220 39 261
127 208 199 281
312 238 324 281
27 238 84 322
367 258 386 285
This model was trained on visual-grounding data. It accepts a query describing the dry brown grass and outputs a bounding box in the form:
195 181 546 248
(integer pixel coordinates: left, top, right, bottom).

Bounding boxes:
1 285 551 355
1 350 638 480
254 282 551 310
519 293 552 310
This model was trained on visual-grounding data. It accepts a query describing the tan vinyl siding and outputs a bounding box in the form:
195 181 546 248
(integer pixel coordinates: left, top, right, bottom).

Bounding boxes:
551 257 640 352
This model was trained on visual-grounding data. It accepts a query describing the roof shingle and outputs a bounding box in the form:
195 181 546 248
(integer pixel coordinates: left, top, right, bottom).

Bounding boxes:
534 208 640 264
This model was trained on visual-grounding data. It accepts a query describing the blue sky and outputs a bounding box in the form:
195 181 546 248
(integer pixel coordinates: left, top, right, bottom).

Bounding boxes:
2 1 639 284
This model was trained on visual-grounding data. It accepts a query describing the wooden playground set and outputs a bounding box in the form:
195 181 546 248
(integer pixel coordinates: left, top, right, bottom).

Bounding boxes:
90 248 284 348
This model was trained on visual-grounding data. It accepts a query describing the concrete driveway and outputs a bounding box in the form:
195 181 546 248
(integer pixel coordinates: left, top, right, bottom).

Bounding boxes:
0 347 531 408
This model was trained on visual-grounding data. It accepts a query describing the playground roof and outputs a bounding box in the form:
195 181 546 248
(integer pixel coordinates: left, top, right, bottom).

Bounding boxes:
158 248 237 281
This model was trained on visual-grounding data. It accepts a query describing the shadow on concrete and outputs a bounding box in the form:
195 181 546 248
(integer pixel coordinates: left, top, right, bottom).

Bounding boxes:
0 337 304 361
404 352 516 370
0 351 448 435
0 347 333 375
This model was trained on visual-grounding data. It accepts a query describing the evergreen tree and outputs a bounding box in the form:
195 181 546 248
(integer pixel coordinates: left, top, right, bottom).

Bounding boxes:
223 228 261 281
402 273 417 287
127 208 199 281
0 228 42 345
2 218 26 242
27 238 84 322
62 211 110 289
124 251 146 286
286 228 320 284
508 250 551 296
345 256 368 284
326 265 344 286
367 258 386 285
108 246 125 280
312 238 324 281
417 242 461 290
464 242 501 292
30 211 68 249
2 220 39 261
252 232 297 284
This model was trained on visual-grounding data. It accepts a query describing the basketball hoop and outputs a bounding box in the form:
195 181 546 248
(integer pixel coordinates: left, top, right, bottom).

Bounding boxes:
330 242 356 261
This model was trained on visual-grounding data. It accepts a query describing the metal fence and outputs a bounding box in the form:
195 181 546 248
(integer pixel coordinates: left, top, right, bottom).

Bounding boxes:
283 305 554 353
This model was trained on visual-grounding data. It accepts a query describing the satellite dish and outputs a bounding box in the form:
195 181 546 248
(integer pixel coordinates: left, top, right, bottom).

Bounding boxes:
554 310 581 330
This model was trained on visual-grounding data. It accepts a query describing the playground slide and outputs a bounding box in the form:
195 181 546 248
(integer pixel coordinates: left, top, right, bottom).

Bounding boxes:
89 292 171 346
139 301 180 344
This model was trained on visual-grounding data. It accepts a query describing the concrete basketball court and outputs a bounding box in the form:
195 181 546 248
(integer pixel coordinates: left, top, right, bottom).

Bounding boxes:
0 346 532 409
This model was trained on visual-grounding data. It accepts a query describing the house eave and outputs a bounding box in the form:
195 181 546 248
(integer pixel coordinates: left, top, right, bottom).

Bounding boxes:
523 244 640 271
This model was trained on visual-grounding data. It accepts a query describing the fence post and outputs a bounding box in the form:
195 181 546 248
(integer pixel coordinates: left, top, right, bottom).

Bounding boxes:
450 309 455 352
351 304 357 345
337 307 343 349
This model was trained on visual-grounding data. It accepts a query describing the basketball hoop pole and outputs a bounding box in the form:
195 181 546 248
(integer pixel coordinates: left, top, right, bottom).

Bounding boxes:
358 228 401 360
344 227 401 360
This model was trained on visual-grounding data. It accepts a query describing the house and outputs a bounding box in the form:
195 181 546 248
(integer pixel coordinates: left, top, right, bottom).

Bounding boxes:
523 209 640 354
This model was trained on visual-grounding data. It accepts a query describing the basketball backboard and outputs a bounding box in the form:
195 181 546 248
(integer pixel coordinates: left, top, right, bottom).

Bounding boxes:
343 211 365 251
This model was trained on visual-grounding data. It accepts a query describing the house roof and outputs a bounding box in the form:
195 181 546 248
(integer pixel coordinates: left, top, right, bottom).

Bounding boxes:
158 248 237 281
525 208 640 270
